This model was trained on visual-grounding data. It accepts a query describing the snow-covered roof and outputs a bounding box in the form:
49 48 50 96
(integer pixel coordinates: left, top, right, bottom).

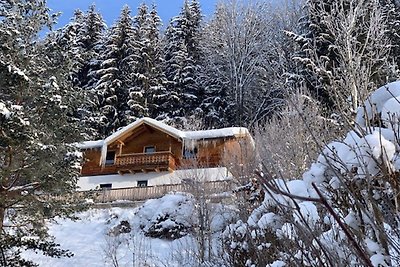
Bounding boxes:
102 117 250 145
104 117 183 145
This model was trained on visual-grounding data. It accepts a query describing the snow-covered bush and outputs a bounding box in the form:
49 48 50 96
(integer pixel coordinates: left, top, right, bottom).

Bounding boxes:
244 82 400 266
222 218 283 267
132 193 196 240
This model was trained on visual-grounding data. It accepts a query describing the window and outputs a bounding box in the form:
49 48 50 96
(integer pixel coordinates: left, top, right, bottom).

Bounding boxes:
105 151 115 165
137 180 148 187
144 146 156 154
99 183 112 190
183 146 198 159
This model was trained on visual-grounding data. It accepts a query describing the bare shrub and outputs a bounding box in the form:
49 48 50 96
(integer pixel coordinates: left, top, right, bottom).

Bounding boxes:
103 235 125 267
255 89 340 179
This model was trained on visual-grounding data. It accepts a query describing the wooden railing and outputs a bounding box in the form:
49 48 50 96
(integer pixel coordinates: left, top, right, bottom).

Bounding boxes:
90 180 234 203
116 151 174 166
81 151 177 176
115 151 176 172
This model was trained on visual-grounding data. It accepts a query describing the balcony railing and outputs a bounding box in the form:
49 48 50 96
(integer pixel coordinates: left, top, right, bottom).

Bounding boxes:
114 151 176 173
81 151 177 176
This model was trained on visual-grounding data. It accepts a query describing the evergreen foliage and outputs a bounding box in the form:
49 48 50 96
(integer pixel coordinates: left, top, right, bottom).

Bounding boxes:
130 4 166 120
93 5 136 137
0 1 84 265
162 0 203 125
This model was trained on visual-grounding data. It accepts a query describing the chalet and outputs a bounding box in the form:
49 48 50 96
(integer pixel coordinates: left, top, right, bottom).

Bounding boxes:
77 117 253 191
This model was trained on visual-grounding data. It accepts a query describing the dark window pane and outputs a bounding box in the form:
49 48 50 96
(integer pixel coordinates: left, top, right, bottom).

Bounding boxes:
105 151 115 165
100 183 112 189
137 180 148 187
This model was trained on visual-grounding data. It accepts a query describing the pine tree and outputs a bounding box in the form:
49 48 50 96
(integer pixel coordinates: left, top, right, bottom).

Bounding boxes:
53 9 86 86
147 5 169 119
291 0 340 111
77 5 107 139
47 5 106 139
79 4 107 89
162 0 203 124
128 3 149 118
93 5 136 137
0 1 84 265
129 4 167 119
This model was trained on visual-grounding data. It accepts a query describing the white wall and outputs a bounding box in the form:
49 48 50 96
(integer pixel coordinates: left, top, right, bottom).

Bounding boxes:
77 167 231 191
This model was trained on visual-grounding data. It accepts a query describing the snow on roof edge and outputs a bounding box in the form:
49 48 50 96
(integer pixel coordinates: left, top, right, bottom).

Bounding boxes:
103 117 251 144
184 127 250 140
76 140 104 150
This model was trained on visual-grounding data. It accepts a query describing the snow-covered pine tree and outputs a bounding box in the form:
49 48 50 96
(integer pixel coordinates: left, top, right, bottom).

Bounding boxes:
289 0 336 111
162 0 203 125
54 9 86 87
52 5 106 90
0 1 84 265
128 3 149 118
77 5 107 139
93 5 136 137
129 4 167 119
186 0 205 118
46 5 106 139
147 5 169 119
78 4 107 90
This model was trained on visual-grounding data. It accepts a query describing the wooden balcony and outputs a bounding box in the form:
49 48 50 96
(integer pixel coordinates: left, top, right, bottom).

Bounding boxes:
81 151 177 176
115 151 176 174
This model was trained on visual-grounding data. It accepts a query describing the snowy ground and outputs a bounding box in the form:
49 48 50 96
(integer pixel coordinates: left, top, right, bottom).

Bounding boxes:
23 193 231 267
24 207 197 267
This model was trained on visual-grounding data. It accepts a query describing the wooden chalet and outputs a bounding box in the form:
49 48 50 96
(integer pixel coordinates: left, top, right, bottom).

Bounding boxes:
77 117 253 190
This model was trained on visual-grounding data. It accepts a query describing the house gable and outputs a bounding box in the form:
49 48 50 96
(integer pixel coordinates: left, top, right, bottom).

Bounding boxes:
109 123 182 159
100 118 183 166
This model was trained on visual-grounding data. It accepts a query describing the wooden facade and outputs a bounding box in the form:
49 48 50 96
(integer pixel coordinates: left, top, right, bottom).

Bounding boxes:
80 119 253 178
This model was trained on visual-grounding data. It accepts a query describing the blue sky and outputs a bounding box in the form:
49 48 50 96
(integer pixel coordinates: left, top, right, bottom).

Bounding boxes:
47 0 218 29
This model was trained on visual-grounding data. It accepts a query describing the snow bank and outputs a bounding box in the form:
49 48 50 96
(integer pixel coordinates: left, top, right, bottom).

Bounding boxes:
356 81 400 127
23 193 235 267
